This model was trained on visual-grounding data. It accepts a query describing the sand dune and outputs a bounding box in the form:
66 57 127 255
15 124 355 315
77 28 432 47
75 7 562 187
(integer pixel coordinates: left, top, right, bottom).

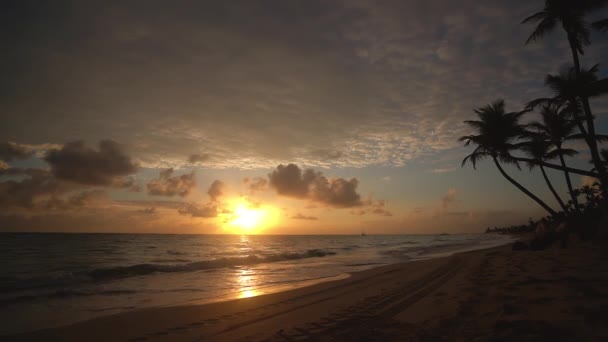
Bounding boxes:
11 239 608 341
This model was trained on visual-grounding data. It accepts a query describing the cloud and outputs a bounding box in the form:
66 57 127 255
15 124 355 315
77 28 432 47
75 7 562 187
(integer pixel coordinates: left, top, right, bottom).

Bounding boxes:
432 167 458 174
44 140 137 186
441 188 458 209
243 177 268 193
268 164 362 208
5 0 589 171
178 203 218 218
309 149 344 160
0 142 35 162
207 180 225 202
188 154 211 163
352 198 393 216
0 167 108 211
175 180 226 218
147 168 196 197
0 168 71 210
64 189 106 207
291 213 318 220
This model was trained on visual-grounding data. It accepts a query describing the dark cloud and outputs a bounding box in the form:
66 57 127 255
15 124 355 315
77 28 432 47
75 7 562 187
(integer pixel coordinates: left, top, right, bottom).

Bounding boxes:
188 154 211 163
147 168 196 197
178 203 218 218
0 142 34 162
44 140 137 186
268 164 362 208
207 180 225 202
0 168 71 209
44 190 107 210
441 188 458 209
291 213 318 220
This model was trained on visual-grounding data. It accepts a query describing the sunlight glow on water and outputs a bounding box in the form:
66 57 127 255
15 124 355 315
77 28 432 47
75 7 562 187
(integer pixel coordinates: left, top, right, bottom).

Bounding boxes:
0 233 513 334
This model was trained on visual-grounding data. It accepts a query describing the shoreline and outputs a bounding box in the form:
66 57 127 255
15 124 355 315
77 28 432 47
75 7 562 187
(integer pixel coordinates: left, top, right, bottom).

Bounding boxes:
12 237 608 341
2 235 513 337
13 238 587 341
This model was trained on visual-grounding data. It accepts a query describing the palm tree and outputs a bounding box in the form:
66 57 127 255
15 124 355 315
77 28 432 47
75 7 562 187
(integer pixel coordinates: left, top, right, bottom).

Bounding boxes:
522 0 607 72
460 100 557 216
526 65 608 196
520 133 569 212
527 104 581 211
523 0 608 196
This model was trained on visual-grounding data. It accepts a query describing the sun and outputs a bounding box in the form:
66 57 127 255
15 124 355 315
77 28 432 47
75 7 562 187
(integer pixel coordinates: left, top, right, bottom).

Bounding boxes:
225 200 279 234
232 205 263 230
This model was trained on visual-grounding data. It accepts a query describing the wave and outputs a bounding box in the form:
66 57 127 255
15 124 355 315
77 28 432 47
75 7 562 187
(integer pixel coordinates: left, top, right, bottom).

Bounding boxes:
0 249 337 293
149 258 192 263
87 249 336 281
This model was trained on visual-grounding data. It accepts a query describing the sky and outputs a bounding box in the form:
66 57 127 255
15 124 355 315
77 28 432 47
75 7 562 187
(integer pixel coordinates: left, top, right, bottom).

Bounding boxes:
1 0 607 235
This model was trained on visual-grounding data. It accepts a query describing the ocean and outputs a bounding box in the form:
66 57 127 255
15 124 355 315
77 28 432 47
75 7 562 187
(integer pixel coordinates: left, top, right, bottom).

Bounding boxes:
0 232 513 335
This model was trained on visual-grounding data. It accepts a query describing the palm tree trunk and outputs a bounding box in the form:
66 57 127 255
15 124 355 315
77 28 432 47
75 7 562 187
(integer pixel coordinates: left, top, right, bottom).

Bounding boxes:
567 34 581 73
581 98 608 196
513 157 598 177
566 33 608 202
540 165 568 213
493 157 557 216
557 148 580 213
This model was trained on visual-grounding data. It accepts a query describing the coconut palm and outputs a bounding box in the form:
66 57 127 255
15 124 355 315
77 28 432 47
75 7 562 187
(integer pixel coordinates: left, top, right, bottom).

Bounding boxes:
527 104 581 211
522 0 607 72
523 0 608 197
460 100 557 216
520 133 569 212
526 65 608 196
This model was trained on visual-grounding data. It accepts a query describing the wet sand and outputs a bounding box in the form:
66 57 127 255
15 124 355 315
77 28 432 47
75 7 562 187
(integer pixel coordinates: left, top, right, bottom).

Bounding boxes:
10 238 608 341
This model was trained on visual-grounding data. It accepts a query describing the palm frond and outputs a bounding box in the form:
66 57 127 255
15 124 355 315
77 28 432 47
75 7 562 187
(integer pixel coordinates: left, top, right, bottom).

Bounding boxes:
522 11 547 24
593 18 608 31
525 17 557 45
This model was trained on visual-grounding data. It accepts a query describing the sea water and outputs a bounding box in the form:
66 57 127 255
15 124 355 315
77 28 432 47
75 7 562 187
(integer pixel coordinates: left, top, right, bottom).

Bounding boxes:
0 233 513 334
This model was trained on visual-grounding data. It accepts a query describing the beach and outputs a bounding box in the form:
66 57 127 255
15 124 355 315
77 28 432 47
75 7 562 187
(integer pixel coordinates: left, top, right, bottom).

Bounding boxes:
10 237 608 341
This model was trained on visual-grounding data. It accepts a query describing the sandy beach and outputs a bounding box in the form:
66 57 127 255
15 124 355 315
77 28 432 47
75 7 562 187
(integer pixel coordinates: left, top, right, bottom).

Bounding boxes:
9 237 608 341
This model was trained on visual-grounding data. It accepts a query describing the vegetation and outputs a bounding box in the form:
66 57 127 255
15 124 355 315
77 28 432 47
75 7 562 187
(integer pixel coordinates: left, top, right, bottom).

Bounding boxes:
461 0 608 237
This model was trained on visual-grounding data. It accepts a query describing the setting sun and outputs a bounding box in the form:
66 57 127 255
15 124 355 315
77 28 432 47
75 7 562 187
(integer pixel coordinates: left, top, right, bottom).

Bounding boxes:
225 200 279 234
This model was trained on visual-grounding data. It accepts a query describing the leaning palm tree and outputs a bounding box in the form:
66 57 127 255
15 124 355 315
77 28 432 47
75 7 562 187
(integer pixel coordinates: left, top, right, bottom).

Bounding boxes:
460 100 557 216
527 104 581 211
523 0 608 196
520 133 569 213
526 65 608 196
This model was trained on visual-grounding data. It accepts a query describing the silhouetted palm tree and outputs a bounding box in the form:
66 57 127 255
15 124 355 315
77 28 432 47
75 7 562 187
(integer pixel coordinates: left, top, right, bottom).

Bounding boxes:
460 100 557 216
526 65 608 194
527 104 581 211
522 0 607 72
520 134 569 212
523 0 608 196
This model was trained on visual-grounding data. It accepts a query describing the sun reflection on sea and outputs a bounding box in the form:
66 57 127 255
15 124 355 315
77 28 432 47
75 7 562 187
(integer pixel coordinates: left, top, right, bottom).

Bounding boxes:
239 288 260 298
235 263 262 299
